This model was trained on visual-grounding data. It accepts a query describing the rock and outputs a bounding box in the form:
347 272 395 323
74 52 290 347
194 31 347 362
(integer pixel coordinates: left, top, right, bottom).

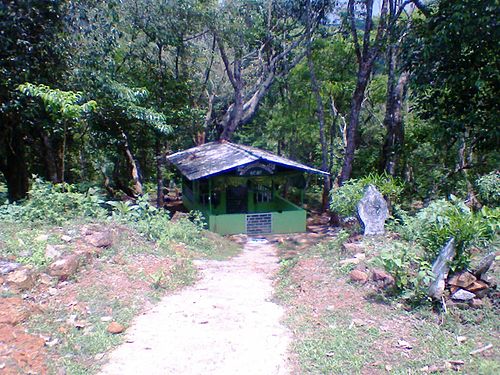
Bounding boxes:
107 322 125 334
49 254 82 280
451 289 476 301
100 316 113 322
6 268 35 291
351 318 366 327
448 271 476 289
45 244 63 260
35 234 49 242
39 273 54 285
61 235 72 243
85 231 113 248
0 260 21 275
343 242 364 253
357 185 389 236
171 211 189 222
350 269 368 283
0 297 36 325
48 287 59 296
469 298 483 308
354 253 366 261
473 252 495 279
466 280 488 294
339 258 361 266
428 238 456 300
371 268 395 287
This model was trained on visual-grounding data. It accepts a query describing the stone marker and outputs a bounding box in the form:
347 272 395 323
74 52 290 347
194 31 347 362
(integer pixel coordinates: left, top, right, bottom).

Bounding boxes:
357 185 389 236
473 252 495 279
428 238 455 299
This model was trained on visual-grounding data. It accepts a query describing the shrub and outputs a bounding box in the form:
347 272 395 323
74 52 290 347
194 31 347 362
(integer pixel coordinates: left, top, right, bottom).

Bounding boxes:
398 196 499 271
476 171 500 207
0 178 106 224
376 242 434 302
107 196 226 258
330 173 404 217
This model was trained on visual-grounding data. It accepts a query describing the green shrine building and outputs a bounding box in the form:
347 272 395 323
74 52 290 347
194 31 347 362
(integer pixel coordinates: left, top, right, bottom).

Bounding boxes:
166 141 328 235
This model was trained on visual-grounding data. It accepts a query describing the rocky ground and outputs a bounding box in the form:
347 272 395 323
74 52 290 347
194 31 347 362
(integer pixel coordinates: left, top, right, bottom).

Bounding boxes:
0 223 192 374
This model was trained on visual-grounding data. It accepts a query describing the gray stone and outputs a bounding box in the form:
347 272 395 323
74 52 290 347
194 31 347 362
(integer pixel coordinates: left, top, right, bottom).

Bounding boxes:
0 260 21 275
428 238 456 299
473 252 495 279
45 244 63 260
357 185 389 236
451 289 476 301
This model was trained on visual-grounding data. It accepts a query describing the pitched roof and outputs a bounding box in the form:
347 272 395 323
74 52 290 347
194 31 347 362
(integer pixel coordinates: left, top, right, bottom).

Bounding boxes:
166 141 329 180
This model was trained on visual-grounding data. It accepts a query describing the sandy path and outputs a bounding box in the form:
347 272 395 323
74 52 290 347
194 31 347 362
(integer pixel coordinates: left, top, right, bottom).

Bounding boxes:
99 240 291 375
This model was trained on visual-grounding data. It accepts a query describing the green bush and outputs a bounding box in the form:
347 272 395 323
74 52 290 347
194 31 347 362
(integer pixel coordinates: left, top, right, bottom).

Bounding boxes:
376 242 434 302
476 171 500 206
107 196 228 258
330 173 404 217
0 178 106 224
399 196 499 271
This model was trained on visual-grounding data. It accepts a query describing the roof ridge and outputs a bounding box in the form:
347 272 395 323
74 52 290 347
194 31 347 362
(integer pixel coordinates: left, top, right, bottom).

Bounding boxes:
225 142 264 160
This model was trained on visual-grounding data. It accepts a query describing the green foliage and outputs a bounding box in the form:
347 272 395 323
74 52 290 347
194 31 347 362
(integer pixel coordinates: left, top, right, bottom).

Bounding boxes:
476 171 500 207
107 196 237 259
0 178 106 225
406 0 499 164
18 83 97 120
376 242 434 302
398 197 499 271
330 173 404 217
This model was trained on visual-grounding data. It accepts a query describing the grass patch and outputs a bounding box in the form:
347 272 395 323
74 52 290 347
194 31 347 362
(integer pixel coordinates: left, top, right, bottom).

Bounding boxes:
275 232 500 374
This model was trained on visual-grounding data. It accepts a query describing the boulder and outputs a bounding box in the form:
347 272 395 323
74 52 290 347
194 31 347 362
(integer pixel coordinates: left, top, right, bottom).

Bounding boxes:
451 289 475 301
84 231 113 248
448 271 476 289
171 211 189 222
0 260 21 275
466 280 488 294
371 268 395 287
350 269 369 283
428 238 455 300
45 244 63 260
473 252 496 279
49 254 82 280
357 185 389 236
107 322 125 334
342 242 364 253
6 268 35 291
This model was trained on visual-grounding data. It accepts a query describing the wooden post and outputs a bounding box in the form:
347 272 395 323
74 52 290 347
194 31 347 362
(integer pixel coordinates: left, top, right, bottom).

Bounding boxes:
208 178 212 214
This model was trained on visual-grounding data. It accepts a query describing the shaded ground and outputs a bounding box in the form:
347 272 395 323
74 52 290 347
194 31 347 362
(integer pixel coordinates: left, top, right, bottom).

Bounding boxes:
99 240 291 375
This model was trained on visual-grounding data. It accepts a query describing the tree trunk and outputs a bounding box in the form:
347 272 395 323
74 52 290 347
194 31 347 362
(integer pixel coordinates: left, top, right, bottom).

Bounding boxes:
338 65 371 185
0 122 29 202
380 42 409 175
120 129 143 196
156 137 164 208
39 130 60 183
305 15 330 211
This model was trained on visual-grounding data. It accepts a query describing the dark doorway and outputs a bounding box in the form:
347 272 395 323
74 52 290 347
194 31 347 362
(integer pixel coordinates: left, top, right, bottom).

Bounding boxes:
226 185 248 214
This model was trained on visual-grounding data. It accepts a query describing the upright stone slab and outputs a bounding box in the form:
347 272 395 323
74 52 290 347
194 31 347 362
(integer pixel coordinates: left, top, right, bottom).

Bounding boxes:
357 185 389 236
428 238 456 300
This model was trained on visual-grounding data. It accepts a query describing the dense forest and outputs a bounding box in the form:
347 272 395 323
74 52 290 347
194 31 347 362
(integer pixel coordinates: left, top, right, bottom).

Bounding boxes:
0 0 498 206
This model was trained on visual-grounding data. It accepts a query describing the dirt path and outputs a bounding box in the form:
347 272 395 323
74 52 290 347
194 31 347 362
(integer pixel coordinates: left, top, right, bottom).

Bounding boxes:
99 239 291 375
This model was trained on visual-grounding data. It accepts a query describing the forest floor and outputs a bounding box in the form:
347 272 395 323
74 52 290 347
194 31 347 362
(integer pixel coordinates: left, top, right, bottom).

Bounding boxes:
1 216 498 374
